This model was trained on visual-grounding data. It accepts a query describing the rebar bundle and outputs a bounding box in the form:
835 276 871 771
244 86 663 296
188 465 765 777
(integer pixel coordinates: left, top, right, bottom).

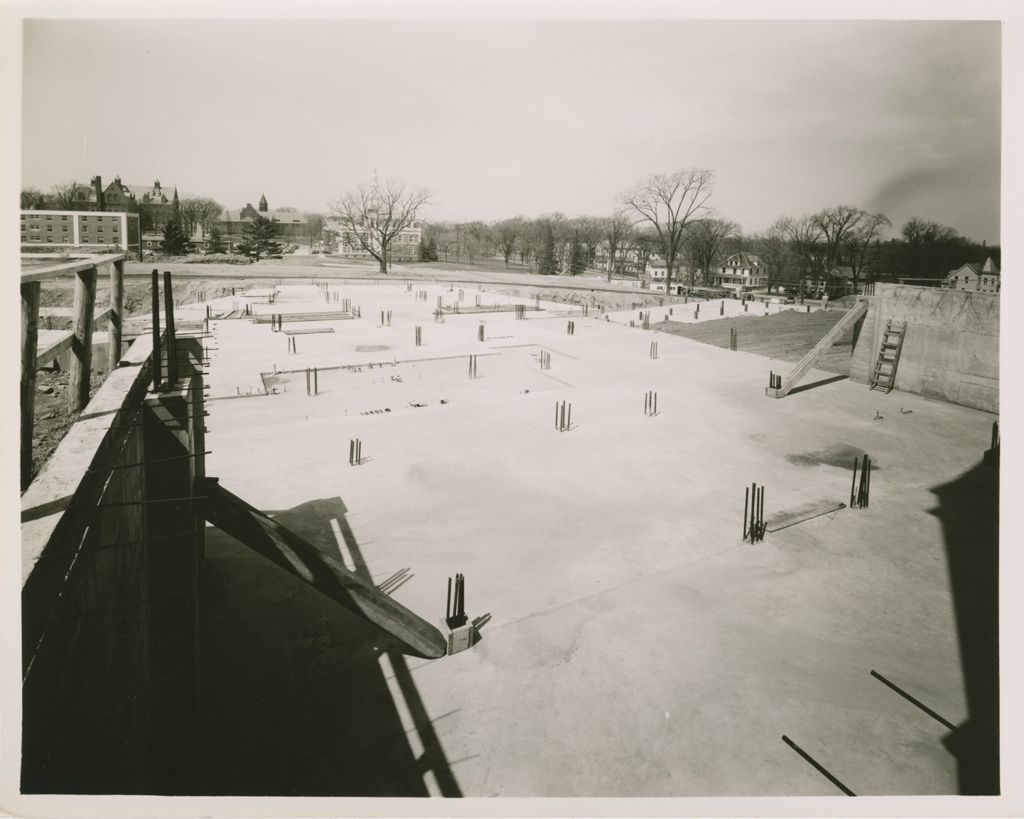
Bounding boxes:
446 573 467 628
555 400 572 432
850 454 871 508
744 482 767 543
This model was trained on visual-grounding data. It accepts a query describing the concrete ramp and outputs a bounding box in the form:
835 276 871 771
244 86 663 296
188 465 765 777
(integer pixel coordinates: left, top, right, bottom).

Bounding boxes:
767 300 868 398
200 477 447 659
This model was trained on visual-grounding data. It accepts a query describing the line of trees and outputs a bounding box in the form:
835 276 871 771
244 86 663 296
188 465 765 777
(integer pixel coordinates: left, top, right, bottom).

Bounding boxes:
27 174 997 282
414 185 997 294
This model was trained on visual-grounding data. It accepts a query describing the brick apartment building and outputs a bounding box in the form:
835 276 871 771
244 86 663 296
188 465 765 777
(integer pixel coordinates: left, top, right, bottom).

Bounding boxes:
21 209 141 253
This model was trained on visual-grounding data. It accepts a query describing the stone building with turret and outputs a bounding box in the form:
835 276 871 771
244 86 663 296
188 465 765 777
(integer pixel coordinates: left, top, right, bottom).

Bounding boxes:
214 193 309 247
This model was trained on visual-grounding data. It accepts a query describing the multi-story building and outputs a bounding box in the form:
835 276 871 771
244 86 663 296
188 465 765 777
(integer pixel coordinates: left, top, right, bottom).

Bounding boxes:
100 177 179 232
215 195 310 248
645 257 695 294
20 210 141 254
714 252 768 295
326 217 423 261
592 242 645 278
944 258 1000 293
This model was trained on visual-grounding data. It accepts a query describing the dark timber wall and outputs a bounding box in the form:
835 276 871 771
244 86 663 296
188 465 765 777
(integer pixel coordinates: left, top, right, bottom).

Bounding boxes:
850 284 999 413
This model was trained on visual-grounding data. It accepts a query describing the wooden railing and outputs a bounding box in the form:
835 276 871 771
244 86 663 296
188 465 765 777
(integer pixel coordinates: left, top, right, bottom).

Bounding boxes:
21 253 125 489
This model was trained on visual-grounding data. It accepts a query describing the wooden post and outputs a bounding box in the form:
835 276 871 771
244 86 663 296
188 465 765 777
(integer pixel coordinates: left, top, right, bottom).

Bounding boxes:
21 281 41 489
163 272 177 386
68 265 98 411
107 258 124 370
151 270 162 391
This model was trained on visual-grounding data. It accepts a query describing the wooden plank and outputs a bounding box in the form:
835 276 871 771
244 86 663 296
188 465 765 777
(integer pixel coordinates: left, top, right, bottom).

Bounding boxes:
20 253 125 283
283 327 336 335
765 498 847 533
22 282 41 490
200 478 448 660
118 332 154 367
68 266 98 411
251 311 354 323
39 306 113 324
108 258 124 369
36 330 74 363
767 300 868 398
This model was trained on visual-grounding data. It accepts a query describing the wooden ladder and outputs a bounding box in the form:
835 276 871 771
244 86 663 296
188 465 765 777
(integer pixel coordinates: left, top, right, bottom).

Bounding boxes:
871 320 906 394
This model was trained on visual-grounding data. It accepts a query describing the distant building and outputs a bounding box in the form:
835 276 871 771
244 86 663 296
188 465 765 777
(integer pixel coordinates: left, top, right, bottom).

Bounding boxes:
944 258 1000 293
94 176 180 232
592 242 644 278
715 252 768 295
216 195 310 248
645 257 693 295
21 209 141 254
325 217 423 262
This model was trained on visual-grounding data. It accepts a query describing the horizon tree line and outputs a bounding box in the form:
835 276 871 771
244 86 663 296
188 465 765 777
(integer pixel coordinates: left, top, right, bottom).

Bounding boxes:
23 177 998 282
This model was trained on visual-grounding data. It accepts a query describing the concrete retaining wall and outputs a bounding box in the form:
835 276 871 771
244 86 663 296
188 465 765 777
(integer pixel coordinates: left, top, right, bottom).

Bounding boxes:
850 284 999 413
21 338 205 793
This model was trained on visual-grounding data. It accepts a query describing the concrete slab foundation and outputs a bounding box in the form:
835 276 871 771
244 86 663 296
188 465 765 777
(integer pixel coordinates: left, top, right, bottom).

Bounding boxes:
194 280 997 797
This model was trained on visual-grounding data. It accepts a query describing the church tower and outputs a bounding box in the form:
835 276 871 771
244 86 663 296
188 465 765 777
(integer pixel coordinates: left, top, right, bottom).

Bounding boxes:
258 194 268 213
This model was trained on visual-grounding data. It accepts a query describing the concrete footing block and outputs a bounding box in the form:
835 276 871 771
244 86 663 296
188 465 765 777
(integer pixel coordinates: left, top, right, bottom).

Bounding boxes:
440 618 477 655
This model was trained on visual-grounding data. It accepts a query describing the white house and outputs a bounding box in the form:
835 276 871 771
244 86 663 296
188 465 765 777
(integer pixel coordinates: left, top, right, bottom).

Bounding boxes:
714 252 768 296
944 258 1000 293
326 219 423 261
645 257 693 295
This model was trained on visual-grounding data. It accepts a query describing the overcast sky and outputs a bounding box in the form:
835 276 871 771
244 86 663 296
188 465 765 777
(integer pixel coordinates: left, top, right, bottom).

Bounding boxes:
21 18 1001 242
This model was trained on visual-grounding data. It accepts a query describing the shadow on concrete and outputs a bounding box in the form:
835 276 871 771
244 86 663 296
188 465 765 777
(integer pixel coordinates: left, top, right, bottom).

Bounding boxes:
929 461 999 794
470 613 493 647
786 443 872 469
197 496 461 796
787 374 849 395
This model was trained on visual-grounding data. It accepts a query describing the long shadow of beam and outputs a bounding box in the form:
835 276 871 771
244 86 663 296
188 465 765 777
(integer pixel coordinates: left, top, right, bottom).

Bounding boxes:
929 461 999 794
787 374 848 395
196 496 461 796
332 503 463 797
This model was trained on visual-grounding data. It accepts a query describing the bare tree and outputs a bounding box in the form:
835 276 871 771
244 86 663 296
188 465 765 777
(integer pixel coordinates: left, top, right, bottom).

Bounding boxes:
898 217 965 279
752 219 791 294
842 211 890 290
179 196 224 238
684 218 739 288
21 187 48 210
629 230 660 279
304 212 326 249
330 178 431 274
464 221 493 263
493 217 524 267
49 181 92 210
811 205 862 274
620 169 715 293
782 215 825 297
572 217 604 270
603 211 633 282
430 223 459 263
